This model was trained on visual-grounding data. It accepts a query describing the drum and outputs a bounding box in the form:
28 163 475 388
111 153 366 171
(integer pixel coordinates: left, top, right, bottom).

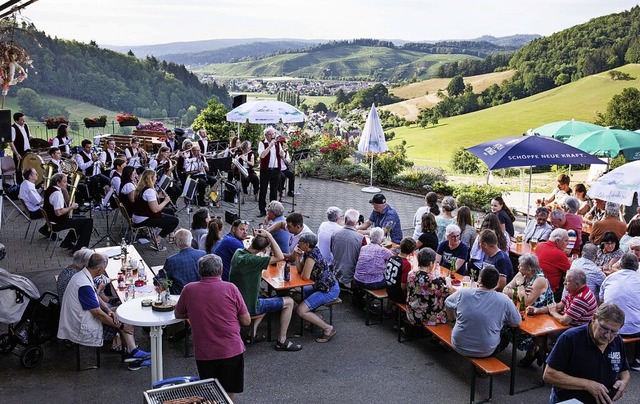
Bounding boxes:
19 152 45 186
29 138 51 150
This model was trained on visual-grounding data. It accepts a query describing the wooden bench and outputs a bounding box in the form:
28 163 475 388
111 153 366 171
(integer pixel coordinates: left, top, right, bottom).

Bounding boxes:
106 134 159 154
299 297 342 335
392 301 409 343
424 324 510 404
623 336 640 344
363 288 388 326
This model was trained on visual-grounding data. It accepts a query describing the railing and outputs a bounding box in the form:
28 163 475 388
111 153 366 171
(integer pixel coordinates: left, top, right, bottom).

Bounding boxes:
23 117 183 148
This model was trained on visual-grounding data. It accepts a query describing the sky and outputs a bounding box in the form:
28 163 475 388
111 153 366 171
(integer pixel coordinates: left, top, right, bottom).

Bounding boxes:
14 0 640 46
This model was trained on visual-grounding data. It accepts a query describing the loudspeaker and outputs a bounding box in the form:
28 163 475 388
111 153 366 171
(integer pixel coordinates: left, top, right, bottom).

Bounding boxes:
225 210 239 225
232 95 247 109
0 109 12 143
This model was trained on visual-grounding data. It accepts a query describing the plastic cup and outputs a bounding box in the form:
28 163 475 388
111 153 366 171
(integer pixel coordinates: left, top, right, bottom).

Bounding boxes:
462 276 471 288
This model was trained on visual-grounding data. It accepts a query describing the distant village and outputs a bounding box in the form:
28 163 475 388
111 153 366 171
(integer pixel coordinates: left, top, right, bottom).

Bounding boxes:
199 75 387 97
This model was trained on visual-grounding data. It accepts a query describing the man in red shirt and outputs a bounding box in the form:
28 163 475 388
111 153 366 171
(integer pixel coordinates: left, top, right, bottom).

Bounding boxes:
175 254 250 401
532 268 597 327
549 198 582 257
534 228 571 302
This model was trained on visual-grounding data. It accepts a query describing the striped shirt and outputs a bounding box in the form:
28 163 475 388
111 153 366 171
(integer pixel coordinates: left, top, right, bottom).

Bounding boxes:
561 285 597 326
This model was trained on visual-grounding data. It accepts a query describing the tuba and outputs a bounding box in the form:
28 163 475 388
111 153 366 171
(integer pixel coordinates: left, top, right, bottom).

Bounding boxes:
67 171 84 218
60 158 78 175
42 162 57 189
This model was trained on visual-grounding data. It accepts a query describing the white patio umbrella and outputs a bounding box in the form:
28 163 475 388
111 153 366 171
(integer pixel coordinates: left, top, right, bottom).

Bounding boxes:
226 100 305 124
587 160 640 206
358 104 388 193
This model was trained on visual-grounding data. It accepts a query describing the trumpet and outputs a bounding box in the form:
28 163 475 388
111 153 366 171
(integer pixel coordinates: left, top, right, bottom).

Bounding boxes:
67 171 84 218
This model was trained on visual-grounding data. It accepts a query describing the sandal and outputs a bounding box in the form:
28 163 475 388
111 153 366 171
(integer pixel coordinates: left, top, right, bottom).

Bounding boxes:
245 334 267 344
315 328 337 343
274 339 302 351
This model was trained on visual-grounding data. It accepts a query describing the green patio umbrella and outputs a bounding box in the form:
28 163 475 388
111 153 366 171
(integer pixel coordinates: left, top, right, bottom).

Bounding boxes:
564 127 640 161
531 119 603 141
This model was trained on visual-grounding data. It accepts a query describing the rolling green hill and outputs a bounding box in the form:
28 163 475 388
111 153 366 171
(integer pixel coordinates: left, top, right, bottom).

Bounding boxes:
389 64 640 167
195 45 480 81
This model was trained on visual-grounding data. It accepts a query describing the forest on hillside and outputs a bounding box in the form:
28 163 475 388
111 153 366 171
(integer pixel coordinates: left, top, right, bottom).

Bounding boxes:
509 5 640 89
10 24 231 118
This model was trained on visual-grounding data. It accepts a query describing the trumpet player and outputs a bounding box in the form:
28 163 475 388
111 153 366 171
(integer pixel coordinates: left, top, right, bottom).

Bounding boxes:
100 139 118 171
43 173 94 254
184 145 215 207
125 137 148 171
18 167 50 237
76 139 110 204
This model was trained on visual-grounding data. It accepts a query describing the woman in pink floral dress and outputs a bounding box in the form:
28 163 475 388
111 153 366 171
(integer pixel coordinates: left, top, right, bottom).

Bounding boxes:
406 247 453 326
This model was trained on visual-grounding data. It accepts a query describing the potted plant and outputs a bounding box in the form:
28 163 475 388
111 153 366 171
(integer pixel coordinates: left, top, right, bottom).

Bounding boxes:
117 113 139 127
45 116 68 129
83 115 107 128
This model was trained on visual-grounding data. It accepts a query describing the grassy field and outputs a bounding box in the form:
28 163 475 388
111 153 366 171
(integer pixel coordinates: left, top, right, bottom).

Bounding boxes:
388 64 640 167
383 70 517 120
196 45 479 80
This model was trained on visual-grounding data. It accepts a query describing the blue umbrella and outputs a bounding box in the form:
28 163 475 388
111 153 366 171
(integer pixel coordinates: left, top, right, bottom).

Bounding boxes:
466 135 604 170
467 135 605 221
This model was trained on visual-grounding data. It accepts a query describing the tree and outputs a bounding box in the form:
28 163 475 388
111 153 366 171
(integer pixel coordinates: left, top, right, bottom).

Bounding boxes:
191 100 237 141
314 102 328 113
447 75 465 97
598 87 640 130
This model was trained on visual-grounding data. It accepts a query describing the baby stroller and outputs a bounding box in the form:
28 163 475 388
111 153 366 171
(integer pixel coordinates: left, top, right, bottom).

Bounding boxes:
0 268 60 368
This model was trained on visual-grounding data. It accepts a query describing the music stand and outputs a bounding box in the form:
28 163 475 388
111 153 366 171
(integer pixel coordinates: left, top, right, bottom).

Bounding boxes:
210 141 229 153
0 188 29 233
289 149 310 213
208 157 232 174
177 176 198 217
90 189 118 248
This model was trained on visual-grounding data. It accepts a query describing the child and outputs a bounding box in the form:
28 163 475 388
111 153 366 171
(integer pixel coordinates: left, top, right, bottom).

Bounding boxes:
384 237 416 304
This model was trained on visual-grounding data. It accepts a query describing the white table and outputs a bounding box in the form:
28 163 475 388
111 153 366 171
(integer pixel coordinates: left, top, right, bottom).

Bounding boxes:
116 295 182 384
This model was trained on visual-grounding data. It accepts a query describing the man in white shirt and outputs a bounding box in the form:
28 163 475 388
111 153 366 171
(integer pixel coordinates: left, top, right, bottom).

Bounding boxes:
18 167 49 237
257 127 284 217
43 173 94 253
10 112 32 183
317 206 344 268
100 139 118 173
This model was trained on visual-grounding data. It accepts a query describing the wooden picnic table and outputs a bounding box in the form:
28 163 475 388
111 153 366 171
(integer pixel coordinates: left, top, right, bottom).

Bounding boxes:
509 313 569 395
509 239 533 257
262 261 313 292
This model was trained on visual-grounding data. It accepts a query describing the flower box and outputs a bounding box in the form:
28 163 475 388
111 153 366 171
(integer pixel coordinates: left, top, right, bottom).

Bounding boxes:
119 119 139 127
46 122 67 129
84 115 107 128
85 121 106 128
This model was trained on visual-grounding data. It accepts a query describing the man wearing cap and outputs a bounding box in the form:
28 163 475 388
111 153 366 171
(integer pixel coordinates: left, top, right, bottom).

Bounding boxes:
357 193 403 244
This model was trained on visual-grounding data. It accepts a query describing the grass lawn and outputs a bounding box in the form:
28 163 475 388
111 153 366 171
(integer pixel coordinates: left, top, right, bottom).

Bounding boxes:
389 64 640 167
